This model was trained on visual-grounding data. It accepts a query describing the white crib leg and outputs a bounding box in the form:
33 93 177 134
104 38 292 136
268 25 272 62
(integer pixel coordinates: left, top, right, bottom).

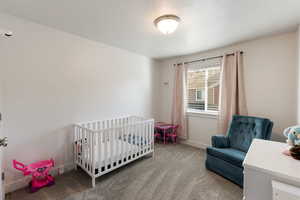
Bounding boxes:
74 164 78 170
92 177 96 188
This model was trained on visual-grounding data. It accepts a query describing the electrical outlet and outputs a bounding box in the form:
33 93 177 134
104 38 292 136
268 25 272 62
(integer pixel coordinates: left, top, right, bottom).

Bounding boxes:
58 166 64 175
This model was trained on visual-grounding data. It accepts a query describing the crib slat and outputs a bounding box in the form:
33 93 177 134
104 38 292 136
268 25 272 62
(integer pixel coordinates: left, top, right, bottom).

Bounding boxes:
80 127 82 162
121 121 124 164
88 125 93 173
115 119 118 166
74 126 78 164
87 128 91 173
128 119 131 160
79 127 82 165
80 128 83 165
134 123 138 157
146 122 149 153
141 122 145 154
148 122 151 151
101 121 105 172
124 122 127 161
82 128 86 169
130 123 133 160
89 130 93 173
152 122 154 149
131 123 135 159
141 123 144 155
92 122 96 131
142 122 145 154
138 123 141 156
91 130 93 173
135 123 138 157
137 123 140 156
108 120 112 168
136 123 138 156
111 119 115 167
144 123 150 153
97 130 101 175
82 128 85 167
97 121 101 131
125 122 129 161
93 132 96 175
86 129 89 166
151 121 154 150
104 129 108 171
136 123 139 157
115 119 119 167
102 121 105 142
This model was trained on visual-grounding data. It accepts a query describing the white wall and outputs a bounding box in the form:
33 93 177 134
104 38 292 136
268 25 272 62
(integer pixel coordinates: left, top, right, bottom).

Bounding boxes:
0 13 160 192
158 32 298 148
298 26 300 124
0 42 4 199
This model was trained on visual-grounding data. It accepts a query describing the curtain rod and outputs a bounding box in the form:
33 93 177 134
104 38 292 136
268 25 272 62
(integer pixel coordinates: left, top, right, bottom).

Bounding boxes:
175 51 243 66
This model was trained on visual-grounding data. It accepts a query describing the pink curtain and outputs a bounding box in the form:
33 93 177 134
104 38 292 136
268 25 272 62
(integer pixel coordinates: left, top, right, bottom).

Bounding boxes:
218 51 248 133
171 63 188 139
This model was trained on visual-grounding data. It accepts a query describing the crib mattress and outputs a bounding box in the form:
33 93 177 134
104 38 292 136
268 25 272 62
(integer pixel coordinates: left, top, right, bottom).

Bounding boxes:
77 138 148 171
94 139 140 166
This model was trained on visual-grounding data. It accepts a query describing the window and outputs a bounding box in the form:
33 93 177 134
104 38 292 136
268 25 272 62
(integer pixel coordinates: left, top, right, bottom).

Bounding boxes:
187 66 220 113
196 89 204 101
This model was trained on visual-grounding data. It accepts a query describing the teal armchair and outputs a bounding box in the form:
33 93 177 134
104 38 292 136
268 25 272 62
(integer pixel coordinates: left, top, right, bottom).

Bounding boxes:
205 115 273 187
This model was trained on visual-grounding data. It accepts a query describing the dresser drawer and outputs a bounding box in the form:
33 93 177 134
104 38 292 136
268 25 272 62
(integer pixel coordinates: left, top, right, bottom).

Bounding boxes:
272 180 300 200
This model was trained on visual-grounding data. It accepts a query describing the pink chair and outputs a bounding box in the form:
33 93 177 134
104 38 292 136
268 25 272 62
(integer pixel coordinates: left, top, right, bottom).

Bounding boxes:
154 122 166 143
154 122 178 144
154 132 162 143
165 125 179 144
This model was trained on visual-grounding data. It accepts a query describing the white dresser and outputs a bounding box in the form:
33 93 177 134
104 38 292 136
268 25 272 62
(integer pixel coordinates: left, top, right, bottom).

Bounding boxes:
243 139 300 200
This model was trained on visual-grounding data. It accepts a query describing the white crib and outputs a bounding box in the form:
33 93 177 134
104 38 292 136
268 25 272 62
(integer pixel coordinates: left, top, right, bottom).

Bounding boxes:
73 116 154 187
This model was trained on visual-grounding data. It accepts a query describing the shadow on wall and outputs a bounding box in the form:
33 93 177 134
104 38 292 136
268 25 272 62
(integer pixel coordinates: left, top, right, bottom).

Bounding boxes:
53 125 74 168
5 124 74 191
271 133 285 143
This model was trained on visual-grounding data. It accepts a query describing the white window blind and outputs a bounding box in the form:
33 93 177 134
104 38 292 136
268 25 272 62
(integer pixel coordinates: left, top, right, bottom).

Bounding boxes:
186 59 221 113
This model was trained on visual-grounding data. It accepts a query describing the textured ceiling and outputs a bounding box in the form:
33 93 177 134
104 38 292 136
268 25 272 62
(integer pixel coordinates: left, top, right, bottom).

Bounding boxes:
0 0 300 59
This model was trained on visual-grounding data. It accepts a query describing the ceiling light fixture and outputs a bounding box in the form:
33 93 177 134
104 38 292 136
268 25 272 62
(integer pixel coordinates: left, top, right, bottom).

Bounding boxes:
154 14 180 35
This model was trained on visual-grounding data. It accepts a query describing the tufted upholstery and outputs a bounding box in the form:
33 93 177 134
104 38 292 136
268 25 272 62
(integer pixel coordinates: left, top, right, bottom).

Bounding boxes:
227 115 273 152
206 115 273 187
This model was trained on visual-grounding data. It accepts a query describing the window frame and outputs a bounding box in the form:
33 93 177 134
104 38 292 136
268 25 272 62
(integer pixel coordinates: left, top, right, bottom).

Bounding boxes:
187 66 220 115
196 88 205 102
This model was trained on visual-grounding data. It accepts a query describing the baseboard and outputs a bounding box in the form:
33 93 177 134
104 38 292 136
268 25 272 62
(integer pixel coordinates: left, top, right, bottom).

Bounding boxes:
179 140 208 149
5 162 75 193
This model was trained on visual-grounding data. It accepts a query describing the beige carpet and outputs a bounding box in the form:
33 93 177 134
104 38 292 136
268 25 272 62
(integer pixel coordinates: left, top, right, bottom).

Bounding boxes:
6 144 242 200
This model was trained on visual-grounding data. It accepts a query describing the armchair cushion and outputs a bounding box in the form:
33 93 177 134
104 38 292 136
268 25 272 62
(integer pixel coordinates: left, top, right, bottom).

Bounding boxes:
228 115 273 152
212 135 229 148
207 147 246 167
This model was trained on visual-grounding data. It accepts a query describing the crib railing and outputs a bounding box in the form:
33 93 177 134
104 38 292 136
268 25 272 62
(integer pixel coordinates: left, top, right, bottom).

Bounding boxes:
74 116 154 187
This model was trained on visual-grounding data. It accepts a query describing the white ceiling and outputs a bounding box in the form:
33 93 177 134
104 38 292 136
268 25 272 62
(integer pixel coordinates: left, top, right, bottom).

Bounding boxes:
1 0 300 59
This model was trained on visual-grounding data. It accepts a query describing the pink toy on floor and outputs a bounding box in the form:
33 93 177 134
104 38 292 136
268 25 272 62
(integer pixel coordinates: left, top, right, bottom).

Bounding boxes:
13 159 55 193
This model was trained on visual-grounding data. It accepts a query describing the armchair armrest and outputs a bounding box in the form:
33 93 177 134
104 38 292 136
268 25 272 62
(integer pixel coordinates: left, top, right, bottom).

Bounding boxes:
212 135 229 148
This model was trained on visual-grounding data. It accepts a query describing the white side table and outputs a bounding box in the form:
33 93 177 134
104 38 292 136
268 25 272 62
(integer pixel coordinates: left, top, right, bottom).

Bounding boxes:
243 139 300 200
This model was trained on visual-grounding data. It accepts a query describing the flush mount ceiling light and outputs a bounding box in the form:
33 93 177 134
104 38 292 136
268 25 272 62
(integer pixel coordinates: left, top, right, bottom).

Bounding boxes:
154 14 181 34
